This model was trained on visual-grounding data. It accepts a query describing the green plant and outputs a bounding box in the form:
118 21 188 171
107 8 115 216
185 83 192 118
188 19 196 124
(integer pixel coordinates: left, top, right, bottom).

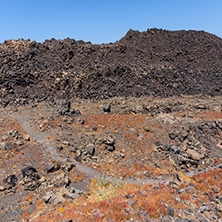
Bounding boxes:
91 175 127 202
97 174 110 187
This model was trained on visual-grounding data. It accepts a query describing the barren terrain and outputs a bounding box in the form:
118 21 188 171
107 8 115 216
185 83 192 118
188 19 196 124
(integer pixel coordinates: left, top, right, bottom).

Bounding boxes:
0 29 222 221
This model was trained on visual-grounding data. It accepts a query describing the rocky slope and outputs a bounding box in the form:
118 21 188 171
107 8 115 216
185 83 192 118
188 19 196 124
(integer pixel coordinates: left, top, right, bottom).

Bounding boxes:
0 96 222 221
0 28 222 107
0 29 222 221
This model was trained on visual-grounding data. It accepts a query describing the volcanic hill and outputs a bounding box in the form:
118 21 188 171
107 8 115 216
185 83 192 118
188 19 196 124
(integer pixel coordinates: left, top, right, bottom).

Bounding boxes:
0 28 221 107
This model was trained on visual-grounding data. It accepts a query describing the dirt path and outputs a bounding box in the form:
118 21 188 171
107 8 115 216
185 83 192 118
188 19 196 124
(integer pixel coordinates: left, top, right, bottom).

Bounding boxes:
9 112 221 186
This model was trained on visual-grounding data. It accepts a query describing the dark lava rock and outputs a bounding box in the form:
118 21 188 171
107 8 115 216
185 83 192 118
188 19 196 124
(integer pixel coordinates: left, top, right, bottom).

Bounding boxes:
4 174 17 187
171 146 180 154
23 177 40 191
169 133 177 140
76 117 84 124
92 126 97 131
87 144 95 156
209 195 218 203
199 205 212 213
57 145 63 151
178 189 185 194
0 29 222 107
62 163 75 172
21 166 41 191
45 163 55 173
58 219 73 222
154 141 162 146
106 144 115 152
215 206 222 213
164 144 171 151
75 156 82 162
166 207 175 217
53 173 70 187
57 110 64 116
103 103 111 112
105 136 115 146
44 162 60 173
21 166 38 178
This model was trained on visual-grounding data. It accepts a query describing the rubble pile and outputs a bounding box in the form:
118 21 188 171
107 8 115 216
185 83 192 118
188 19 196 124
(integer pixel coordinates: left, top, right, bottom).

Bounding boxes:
0 28 221 107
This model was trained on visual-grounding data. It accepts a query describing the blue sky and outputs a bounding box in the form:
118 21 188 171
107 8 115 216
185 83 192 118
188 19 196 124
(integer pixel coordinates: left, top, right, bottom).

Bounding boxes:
0 0 221 43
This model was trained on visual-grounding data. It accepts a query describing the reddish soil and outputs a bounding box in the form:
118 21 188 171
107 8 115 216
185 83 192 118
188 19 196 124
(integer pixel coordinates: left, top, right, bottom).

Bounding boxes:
0 96 222 221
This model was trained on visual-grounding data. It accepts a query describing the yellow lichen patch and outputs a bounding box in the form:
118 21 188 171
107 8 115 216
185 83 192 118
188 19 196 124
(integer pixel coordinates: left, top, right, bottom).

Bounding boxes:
59 207 65 213
179 172 198 185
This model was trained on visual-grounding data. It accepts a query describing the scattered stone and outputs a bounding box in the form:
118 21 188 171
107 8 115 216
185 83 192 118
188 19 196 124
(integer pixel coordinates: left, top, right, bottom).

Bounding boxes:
154 141 162 146
57 145 63 151
22 177 40 191
199 205 212 213
87 143 95 156
192 194 197 198
180 129 190 139
72 109 81 115
215 207 222 212
72 188 83 195
62 162 75 172
186 148 204 161
171 146 180 154
92 209 105 218
43 191 64 205
105 136 115 146
103 103 111 112
4 174 17 187
76 117 84 124
209 196 219 203
61 187 79 199
0 185 6 191
106 145 115 152
174 196 181 202
169 132 178 140
39 119 49 128
212 186 219 193
178 189 185 194
44 162 60 173
43 191 53 204
15 140 24 146
143 126 150 132
170 173 192 188
102 136 115 151
76 149 82 156
124 207 131 214
164 144 171 151
52 173 70 187
92 126 97 131
75 156 82 162
166 207 175 217
1 134 9 141
125 199 135 207
21 166 41 191
0 142 7 150
23 134 30 141
21 166 38 178
45 163 55 173
59 219 73 222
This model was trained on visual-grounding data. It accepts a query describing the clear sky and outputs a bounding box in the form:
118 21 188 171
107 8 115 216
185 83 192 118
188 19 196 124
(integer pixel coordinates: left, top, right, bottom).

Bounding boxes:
0 0 221 44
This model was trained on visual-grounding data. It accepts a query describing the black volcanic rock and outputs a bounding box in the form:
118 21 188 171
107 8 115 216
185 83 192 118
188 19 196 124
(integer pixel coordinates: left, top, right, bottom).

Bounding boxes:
0 29 221 107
